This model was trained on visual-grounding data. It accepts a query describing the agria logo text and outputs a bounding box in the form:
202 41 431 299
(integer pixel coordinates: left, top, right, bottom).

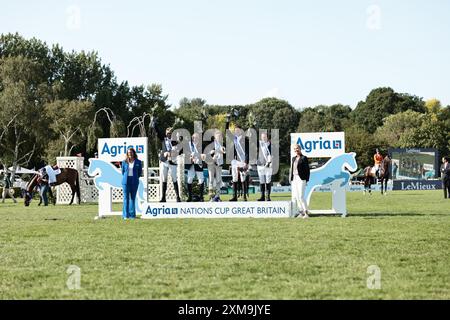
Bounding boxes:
297 137 343 153
101 142 144 157
146 205 178 217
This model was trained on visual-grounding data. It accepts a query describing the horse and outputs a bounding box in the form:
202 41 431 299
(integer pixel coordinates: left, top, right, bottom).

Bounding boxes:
304 152 358 205
24 167 80 206
363 156 391 195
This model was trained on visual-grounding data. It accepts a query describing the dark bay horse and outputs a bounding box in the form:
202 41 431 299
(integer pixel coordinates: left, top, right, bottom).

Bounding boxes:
363 156 391 195
24 167 80 206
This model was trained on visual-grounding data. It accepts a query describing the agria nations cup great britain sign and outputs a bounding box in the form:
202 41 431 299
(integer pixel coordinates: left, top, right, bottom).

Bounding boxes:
141 201 291 219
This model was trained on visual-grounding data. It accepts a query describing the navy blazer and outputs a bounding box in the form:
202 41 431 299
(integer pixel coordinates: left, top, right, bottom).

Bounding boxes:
290 155 310 182
121 159 143 186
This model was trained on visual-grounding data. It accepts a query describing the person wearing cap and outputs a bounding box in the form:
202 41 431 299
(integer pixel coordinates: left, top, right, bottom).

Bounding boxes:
159 127 181 202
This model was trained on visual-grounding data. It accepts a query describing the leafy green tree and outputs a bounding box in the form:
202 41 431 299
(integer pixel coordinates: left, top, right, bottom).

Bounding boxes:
425 98 442 114
375 110 426 148
399 116 449 154
0 56 48 172
298 104 351 132
352 87 426 133
250 98 300 163
44 99 94 158
345 125 379 169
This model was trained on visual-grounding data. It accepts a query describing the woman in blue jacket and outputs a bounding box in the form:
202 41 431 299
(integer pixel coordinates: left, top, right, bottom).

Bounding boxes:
121 148 142 219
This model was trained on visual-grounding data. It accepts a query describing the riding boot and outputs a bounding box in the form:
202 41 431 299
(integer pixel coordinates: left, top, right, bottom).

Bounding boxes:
199 183 204 202
187 183 193 202
173 182 181 202
159 182 167 202
243 181 248 201
266 183 271 201
257 184 265 201
230 182 238 201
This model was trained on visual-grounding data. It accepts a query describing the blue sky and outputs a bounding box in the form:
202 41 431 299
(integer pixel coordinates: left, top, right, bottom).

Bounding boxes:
1 0 449 109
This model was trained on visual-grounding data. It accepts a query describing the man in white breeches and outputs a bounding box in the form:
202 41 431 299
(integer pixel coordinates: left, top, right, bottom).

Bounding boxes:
185 133 205 202
257 132 273 201
159 127 181 202
207 130 225 201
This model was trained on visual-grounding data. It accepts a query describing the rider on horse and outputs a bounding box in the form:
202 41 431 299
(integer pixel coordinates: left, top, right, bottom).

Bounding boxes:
374 149 383 179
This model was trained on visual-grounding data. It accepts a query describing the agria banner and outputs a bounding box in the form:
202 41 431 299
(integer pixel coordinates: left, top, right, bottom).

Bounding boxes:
141 201 291 219
291 132 345 158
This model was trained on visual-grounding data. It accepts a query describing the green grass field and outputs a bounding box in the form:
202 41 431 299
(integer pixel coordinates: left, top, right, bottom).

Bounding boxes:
0 190 449 299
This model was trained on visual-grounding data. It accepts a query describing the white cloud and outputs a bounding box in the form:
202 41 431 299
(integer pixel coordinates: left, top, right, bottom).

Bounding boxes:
263 87 281 99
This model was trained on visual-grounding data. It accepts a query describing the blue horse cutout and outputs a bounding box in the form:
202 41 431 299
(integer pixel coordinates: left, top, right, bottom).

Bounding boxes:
88 159 146 214
305 152 357 204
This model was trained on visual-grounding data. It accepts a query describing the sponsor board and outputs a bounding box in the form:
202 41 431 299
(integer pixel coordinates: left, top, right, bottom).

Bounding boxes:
290 132 345 158
141 201 291 219
92 137 148 217
393 180 442 191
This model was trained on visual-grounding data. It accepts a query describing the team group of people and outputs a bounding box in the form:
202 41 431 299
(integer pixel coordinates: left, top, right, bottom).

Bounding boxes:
156 121 279 204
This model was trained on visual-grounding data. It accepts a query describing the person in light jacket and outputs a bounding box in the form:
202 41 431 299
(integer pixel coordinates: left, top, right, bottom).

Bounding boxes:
121 148 142 219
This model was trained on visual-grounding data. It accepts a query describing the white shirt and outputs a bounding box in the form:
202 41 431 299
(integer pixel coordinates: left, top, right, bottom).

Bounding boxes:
128 161 134 176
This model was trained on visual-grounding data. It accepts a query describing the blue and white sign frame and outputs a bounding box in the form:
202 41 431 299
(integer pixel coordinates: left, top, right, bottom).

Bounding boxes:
290 132 356 216
89 137 148 217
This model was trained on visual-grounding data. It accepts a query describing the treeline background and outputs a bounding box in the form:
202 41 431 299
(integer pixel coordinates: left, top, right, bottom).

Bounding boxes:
1 33 449 175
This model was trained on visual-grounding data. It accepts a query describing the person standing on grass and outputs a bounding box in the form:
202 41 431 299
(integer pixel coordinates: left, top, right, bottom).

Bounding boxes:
442 156 450 199
2 171 17 203
37 169 50 206
290 144 310 219
121 148 142 220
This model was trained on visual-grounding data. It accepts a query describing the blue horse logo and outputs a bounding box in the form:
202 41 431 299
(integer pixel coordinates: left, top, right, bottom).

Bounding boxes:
305 152 357 204
88 159 146 213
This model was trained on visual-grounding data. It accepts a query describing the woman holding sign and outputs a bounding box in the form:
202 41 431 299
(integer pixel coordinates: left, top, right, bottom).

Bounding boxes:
121 148 142 219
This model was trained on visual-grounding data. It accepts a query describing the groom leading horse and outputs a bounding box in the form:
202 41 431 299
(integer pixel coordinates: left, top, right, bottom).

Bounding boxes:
24 166 80 206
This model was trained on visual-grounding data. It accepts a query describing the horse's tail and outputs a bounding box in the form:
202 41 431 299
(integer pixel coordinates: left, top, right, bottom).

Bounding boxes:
75 170 81 204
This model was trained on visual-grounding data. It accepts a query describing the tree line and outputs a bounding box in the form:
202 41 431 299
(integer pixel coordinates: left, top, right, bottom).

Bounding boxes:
1 33 449 175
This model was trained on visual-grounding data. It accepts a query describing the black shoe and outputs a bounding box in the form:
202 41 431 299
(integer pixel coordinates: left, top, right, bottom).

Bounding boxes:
258 184 265 201
173 182 181 202
230 182 238 202
160 182 167 203
266 183 271 201
187 183 193 202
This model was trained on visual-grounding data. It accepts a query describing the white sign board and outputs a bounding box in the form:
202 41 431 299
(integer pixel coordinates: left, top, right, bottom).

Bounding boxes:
290 132 345 158
91 137 148 217
290 132 356 216
141 201 291 219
